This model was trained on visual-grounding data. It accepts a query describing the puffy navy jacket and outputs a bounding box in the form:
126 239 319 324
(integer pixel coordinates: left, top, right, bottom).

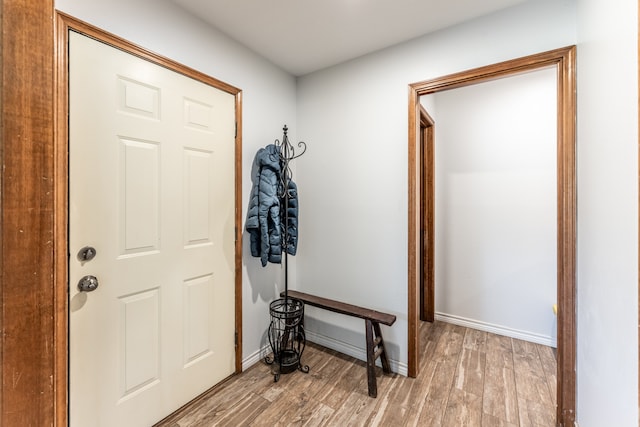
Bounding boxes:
245 144 298 266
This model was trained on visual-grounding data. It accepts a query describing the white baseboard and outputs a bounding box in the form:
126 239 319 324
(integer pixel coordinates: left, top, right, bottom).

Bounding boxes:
242 345 269 371
435 312 557 348
241 332 408 377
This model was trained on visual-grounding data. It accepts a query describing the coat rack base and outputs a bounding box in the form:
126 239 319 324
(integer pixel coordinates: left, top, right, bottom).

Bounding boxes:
265 297 310 381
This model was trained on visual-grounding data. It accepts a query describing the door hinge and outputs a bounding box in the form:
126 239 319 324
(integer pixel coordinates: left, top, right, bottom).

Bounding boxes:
235 122 238 138
234 331 238 347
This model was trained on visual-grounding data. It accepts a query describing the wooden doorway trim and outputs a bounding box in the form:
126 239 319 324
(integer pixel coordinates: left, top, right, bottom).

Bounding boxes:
407 46 576 426
419 106 435 322
0 1 57 426
1 4 244 424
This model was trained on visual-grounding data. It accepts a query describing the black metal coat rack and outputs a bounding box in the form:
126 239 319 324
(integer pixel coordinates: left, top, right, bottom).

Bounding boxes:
276 125 306 300
265 125 309 381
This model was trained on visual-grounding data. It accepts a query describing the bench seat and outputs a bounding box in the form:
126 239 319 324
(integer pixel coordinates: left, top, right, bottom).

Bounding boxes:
280 290 396 397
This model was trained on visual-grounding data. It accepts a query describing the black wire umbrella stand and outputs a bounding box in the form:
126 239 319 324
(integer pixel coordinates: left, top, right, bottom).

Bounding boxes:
264 125 310 382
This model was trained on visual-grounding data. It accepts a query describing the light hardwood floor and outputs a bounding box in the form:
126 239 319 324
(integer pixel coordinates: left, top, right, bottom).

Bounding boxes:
156 320 557 426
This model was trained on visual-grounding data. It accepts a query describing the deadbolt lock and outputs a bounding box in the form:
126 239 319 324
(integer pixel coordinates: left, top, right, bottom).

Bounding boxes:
78 246 97 262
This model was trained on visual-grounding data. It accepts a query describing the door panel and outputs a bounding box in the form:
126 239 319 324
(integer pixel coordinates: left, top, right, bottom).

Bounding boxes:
69 31 236 427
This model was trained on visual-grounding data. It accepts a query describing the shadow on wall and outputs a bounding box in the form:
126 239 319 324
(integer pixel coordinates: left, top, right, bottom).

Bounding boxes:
244 230 283 304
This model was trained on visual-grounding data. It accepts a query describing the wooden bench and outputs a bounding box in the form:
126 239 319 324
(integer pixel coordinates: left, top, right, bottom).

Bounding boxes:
280 290 396 397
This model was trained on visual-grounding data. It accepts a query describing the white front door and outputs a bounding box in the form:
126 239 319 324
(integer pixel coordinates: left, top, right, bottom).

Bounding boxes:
69 31 236 427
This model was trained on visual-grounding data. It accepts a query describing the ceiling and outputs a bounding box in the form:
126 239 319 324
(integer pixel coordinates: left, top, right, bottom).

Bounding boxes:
172 0 528 76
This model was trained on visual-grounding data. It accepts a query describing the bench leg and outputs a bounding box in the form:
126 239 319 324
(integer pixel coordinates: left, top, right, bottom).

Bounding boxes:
373 322 391 374
365 319 377 398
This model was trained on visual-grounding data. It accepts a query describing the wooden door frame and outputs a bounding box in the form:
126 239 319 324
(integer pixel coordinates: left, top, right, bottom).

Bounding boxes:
419 106 435 322
0 0 242 426
1 1 57 425
408 46 577 426
58 13 244 426
55 13 244 425
1 6 243 425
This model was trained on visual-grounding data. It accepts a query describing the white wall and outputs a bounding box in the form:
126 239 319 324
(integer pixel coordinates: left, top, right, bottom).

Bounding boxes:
427 67 558 347
576 0 638 424
296 0 576 373
55 0 299 366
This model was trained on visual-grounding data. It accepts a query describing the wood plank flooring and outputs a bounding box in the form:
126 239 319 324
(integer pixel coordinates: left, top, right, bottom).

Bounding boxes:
156 321 556 427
